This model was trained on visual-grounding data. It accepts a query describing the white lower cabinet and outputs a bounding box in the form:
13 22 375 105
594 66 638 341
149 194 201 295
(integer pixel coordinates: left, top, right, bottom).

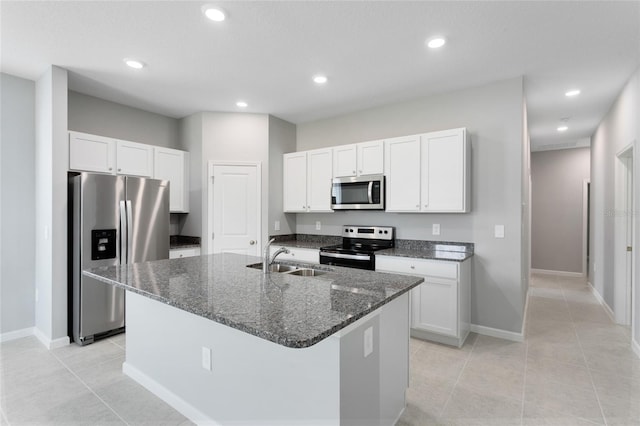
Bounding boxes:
169 247 201 259
269 246 319 264
376 255 471 347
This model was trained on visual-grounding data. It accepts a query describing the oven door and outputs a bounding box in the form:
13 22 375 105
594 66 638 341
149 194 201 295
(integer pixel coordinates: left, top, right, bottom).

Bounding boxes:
331 175 384 210
319 250 374 270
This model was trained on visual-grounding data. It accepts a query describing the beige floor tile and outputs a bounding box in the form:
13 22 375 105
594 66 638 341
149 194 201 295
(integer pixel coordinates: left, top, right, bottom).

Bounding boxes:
93 376 189 425
52 338 124 372
411 344 469 382
524 375 604 422
440 383 522 424
72 353 126 389
522 401 604 425
526 355 593 389
407 372 456 420
583 350 640 377
456 356 525 400
526 340 587 367
21 391 126 425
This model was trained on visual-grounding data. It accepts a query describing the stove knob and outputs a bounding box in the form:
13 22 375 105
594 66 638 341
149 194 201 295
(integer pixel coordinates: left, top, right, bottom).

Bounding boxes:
384 230 388 234
378 230 382 234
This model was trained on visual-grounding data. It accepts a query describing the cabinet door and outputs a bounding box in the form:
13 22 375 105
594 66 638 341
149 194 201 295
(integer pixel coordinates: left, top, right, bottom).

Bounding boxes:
421 128 468 212
384 136 421 212
283 152 308 212
411 279 458 337
357 140 384 176
116 140 153 177
333 144 357 178
169 247 201 259
307 148 334 212
154 147 189 213
69 131 115 174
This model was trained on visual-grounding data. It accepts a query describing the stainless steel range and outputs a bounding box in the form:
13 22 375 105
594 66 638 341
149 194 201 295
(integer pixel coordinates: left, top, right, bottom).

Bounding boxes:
319 225 395 270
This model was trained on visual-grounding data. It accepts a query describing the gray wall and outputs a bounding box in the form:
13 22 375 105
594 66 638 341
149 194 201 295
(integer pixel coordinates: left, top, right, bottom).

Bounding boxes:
68 91 180 149
179 113 203 238
1 73 36 334
268 115 297 236
590 66 639 345
531 148 590 273
296 77 526 334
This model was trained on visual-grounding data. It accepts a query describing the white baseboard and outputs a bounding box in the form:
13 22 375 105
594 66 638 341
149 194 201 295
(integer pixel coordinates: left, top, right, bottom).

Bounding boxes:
470 324 524 343
521 288 531 337
588 282 616 323
531 268 583 278
33 328 70 349
123 362 219 426
632 337 640 359
0 327 34 343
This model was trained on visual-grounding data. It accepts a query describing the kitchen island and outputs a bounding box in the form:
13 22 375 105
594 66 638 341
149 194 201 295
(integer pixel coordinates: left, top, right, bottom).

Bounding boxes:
85 253 423 426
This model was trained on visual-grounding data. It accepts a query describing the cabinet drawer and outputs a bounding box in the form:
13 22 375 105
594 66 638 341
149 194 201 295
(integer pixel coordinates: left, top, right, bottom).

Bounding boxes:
170 247 200 259
376 256 457 280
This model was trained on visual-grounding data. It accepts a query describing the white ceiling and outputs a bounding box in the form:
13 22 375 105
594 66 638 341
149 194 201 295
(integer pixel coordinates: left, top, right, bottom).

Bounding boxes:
2 1 639 150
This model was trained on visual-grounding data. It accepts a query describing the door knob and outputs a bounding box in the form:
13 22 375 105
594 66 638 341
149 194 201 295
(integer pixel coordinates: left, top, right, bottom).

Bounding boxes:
249 240 256 245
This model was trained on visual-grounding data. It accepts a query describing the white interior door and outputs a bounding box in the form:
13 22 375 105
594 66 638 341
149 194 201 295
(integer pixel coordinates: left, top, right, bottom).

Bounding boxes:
211 164 260 256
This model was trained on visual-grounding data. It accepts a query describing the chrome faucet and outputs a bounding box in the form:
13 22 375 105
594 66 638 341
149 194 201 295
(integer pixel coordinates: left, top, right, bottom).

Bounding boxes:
262 238 290 273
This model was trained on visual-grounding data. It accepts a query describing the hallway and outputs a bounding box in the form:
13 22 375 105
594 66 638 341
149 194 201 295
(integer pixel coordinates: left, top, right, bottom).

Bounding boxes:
399 272 640 425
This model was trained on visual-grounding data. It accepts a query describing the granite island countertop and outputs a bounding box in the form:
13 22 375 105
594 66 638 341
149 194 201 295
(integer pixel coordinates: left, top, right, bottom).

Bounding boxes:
84 253 423 348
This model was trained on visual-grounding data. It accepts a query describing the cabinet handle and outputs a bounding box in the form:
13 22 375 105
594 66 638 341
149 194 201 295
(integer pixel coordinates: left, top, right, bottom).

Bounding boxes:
352 170 356 174
359 170 362 173
410 265 415 269
416 205 419 208
118 168 122 172
249 240 256 245
108 167 113 171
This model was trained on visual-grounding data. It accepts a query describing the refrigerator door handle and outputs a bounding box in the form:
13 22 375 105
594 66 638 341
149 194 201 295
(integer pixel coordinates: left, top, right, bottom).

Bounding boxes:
126 200 133 265
119 200 127 265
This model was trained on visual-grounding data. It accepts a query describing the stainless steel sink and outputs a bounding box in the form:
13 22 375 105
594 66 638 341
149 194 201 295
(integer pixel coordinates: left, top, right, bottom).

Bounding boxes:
287 269 327 277
247 262 328 276
246 262 299 273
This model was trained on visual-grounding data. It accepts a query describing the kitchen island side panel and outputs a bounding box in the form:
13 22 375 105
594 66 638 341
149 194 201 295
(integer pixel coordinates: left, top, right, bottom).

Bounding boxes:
124 291 341 425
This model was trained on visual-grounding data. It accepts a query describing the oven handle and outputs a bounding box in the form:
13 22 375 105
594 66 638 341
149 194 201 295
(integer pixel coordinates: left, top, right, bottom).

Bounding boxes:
368 181 373 204
320 252 371 261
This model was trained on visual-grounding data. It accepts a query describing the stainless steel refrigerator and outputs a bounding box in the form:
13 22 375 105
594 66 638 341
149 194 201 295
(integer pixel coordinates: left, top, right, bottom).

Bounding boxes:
70 173 169 345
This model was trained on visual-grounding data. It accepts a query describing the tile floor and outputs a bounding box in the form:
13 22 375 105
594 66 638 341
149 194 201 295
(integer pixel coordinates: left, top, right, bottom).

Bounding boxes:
398 273 640 426
1 273 639 425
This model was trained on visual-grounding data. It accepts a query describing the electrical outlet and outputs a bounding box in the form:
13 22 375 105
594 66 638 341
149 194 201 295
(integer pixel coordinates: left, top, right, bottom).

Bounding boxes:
364 327 373 358
274 220 280 231
315 221 321 231
494 225 505 239
432 224 441 236
202 347 212 371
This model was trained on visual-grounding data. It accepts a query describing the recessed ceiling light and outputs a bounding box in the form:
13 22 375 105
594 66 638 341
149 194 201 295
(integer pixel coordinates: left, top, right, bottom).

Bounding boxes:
124 59 145 69
565 89 581 97
203 6 226 22
236 101 248 108
557 126 568 132
427 37 446 49
313 75 328 84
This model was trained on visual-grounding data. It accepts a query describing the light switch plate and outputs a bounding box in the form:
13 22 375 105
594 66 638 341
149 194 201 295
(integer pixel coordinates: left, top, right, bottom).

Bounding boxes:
202 347 212 371
495 225 505 239
274 220 280 231
432 224 441 236
315 221 321 231
364 327 373 358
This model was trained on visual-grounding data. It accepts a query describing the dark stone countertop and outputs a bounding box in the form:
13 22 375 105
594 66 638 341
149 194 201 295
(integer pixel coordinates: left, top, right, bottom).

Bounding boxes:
84 253 423 349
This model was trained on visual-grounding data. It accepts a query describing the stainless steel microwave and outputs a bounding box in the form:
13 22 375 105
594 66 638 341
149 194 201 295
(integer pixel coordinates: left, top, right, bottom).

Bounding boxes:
331 175 385 210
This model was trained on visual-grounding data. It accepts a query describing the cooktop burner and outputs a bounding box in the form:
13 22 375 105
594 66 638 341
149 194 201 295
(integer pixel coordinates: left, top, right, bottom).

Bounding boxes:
319 226 395 270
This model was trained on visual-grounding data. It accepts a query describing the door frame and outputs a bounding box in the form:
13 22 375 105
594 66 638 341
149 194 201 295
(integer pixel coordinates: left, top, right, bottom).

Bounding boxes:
614 143 634 325
582 179 590 278
206 161 262 255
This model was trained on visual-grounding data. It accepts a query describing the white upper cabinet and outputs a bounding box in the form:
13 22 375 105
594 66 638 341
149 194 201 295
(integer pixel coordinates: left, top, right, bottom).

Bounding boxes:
153 147 189 213
421 128 469 213
283 152 308 213
357 140 384 176
69 131 116 174
332 140 384 178
384 128 470 213
306 148 334 212
384 135 421 212
116 140 153 177
332 144 357 178
283 148 333 213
